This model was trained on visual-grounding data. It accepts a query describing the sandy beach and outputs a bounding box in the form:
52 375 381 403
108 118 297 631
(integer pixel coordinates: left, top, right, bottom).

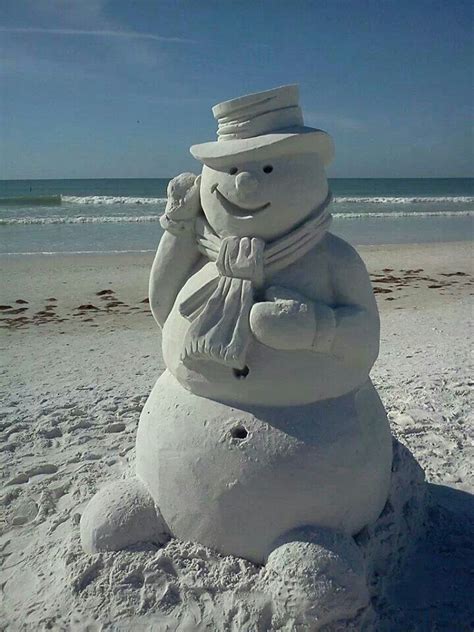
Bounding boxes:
1 241 473 630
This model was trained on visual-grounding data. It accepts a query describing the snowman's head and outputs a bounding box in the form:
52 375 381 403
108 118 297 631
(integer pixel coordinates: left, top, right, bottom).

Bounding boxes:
199 150 329 241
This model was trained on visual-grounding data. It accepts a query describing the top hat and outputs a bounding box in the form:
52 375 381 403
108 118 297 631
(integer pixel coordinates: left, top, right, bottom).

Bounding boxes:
190 84 334 168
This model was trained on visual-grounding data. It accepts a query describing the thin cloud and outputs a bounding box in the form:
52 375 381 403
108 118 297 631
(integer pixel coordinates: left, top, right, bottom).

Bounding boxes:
0 26 196 44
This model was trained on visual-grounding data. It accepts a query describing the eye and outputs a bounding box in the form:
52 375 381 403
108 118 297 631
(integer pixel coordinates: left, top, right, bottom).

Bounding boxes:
263 165 273 174
229 167 238 175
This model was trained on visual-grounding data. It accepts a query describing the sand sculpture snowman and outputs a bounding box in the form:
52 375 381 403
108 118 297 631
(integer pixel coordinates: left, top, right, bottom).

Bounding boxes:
81 85 396 625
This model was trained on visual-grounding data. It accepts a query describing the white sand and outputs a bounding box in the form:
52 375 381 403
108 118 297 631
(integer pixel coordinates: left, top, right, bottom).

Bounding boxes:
1 242 473 630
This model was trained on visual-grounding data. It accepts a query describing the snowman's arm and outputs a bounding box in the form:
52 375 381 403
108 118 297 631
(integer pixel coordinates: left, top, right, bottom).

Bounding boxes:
250 254 378 370
251 241 379 367
149 231 201 328
314 245 380 369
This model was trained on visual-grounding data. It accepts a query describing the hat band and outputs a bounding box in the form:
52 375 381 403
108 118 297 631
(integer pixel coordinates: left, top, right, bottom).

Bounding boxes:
217 105 303 141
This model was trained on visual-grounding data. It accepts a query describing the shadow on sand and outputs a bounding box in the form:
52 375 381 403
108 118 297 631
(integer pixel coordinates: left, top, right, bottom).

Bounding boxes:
385 483 474 631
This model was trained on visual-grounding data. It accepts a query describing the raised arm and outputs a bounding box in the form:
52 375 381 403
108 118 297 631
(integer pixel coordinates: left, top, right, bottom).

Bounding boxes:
149 231 201 328
149 173 203 328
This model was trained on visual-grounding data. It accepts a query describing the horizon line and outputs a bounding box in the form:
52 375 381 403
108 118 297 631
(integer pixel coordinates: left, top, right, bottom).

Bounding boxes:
1 176 473 182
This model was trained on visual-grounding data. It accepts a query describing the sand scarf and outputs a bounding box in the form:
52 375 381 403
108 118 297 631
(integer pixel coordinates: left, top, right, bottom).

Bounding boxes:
179 192 332 370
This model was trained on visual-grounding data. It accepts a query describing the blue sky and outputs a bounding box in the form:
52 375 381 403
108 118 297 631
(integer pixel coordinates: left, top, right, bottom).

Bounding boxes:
1 0 472 179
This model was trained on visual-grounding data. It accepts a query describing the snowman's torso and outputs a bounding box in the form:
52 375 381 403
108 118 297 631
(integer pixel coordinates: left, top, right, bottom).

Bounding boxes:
162 233 376 406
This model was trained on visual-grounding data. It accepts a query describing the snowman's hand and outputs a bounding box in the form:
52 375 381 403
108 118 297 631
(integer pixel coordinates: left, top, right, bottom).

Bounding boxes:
160 173 202 235
249 286 317 351
264 286 310 304
250 285 336 352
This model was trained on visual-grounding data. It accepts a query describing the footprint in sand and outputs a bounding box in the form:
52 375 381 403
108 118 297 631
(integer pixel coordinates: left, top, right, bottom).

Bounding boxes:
10 498 39 526
105 422 126 433
71 559 103 593
7 464 58 486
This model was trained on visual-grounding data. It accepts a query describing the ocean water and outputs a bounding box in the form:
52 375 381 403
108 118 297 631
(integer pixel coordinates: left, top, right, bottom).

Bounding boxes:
0 178 472 255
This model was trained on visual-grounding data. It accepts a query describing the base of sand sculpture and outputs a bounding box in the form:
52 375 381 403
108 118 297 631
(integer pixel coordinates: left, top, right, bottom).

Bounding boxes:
81 437 425 630
81 369 425 629
133 371 393 564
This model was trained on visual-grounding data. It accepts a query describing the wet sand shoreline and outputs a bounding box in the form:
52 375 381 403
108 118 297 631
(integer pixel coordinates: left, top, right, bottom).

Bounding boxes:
1 242 472 334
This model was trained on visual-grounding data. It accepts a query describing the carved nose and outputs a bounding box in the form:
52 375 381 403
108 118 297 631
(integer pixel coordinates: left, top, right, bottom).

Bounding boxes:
235 172 259 195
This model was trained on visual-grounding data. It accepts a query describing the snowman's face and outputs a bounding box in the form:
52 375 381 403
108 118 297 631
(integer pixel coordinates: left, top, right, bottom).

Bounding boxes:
199 153 328 241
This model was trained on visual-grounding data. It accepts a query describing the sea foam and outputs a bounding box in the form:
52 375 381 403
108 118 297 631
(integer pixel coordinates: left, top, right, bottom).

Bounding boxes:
1 210 473 225
0 215 163 225
62 195 167 205
1 194 472 209
62 195 474 205
333 196 474 204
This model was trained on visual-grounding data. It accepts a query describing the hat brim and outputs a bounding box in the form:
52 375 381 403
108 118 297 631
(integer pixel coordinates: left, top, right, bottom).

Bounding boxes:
190 126 334 168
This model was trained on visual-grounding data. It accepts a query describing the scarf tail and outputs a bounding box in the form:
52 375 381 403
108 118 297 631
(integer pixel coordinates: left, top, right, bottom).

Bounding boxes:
181 277 254 371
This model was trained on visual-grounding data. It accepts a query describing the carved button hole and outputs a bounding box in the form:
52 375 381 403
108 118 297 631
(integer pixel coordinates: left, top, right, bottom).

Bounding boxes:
230 426 248 440
233 365 250 379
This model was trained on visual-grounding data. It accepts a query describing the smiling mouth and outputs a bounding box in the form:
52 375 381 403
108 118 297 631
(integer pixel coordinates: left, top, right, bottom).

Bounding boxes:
211 185 271 217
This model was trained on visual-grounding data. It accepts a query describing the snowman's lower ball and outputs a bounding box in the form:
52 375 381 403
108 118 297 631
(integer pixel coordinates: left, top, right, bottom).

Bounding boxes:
136 370 392 564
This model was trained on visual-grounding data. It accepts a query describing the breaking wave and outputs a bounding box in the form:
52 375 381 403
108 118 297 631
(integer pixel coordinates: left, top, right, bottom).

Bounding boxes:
62 195 167 205
2 194 473 207
333 210 474 218
333 196 474 204
1 210 473 225
1 249 156 256
0 215 163 225
0 195 167 207
62 195 474 205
